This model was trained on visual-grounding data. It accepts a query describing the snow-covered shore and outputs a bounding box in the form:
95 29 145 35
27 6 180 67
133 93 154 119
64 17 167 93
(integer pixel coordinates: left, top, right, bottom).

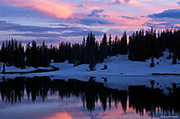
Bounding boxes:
0 52 180 92
1 52 180 78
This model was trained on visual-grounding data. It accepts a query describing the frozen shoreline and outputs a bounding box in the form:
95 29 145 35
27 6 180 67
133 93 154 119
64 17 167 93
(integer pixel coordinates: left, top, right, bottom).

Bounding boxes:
0 52 180 92
1 52 180 78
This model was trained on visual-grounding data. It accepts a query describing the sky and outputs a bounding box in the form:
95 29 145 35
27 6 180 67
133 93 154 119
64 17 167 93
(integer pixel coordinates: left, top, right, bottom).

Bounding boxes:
0 0 180 44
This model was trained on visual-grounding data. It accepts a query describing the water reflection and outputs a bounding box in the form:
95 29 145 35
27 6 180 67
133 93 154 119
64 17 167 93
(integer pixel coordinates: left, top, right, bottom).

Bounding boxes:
129 83 180 117
0 77 180 119
43 112 72 119
0 77 128 113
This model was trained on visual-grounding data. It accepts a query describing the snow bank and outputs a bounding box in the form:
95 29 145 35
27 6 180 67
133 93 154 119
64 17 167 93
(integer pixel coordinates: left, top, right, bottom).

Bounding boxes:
1 52 180 78
0 52 180 92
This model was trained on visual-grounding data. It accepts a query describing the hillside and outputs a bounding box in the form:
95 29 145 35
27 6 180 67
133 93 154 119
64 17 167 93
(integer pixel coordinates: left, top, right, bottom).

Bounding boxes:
1 52 180 92
1 52 180 77
52 52 180 76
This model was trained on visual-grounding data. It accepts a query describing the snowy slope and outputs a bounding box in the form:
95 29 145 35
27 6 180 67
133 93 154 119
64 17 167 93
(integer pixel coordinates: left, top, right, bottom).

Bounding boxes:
48 52 180 77
1 52 180 78
1 52 180 91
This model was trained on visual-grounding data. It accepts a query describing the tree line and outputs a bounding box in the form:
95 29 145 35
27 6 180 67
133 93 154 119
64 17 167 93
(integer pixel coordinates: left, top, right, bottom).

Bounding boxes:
1 28 180 69
49 32 128 70
0 40 50 68
0 32 127 70
129 28 180 66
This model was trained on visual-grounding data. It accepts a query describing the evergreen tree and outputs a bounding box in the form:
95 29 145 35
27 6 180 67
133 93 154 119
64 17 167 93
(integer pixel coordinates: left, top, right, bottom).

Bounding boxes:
41 41 50 67
2 64 6 74
128 34 135 60
112 36 121 55
15 42 25 68
100 33 108 62
89 60 96 71
0 42 6 63
108 34 112 56
172 51 177 64
120 31 128 55
80 37 86 63
58 42 66 62
84 32 97 70
85 32 96 64
150 56 155 67
25 42 31 66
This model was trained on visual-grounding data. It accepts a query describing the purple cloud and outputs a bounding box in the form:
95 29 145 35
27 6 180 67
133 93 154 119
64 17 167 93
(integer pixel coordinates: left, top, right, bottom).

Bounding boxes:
0 20 85 33
124 0 130 4
79 18 113 25
110 0 130 5
121 15 137 20
0 5 52 19
0 20 104 43
114 0 121 4
88 9 104 17
148 9 180 19
177 1 180 5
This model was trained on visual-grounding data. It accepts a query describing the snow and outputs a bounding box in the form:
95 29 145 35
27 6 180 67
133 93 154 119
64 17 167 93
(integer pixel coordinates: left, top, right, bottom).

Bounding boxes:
5 66 36 72
37 67 54 70
1 52 180 92
51 61 74 70
0 65 54 72
48 52 180 77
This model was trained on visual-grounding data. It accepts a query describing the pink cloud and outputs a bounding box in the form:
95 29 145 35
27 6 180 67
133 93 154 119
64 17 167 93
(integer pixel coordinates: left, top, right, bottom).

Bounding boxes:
174 24 180 27
0 0 73 18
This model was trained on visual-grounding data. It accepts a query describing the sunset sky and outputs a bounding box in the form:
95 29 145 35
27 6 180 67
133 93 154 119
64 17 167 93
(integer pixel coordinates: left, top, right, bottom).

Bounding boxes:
0 0 180 44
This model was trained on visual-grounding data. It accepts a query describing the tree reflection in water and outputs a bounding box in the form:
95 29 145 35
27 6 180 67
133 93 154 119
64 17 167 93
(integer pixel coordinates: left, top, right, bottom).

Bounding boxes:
0 76 180 117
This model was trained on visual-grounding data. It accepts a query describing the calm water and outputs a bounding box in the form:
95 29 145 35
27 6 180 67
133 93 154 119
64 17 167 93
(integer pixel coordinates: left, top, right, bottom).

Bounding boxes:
0 77 180 119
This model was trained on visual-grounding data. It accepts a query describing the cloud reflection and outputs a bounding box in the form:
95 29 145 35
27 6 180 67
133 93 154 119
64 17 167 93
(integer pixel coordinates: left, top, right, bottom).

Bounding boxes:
43 112 72 119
